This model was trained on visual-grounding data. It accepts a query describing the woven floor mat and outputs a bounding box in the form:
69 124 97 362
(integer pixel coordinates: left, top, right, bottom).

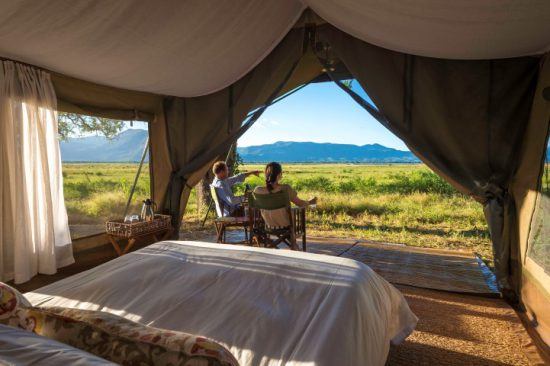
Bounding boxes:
341 241 498 295
386 285 542 366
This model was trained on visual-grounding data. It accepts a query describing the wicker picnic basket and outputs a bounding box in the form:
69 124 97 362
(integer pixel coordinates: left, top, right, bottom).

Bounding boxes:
105 214 171 238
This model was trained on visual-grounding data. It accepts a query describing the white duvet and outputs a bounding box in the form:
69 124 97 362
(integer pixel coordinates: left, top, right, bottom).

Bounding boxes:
26 241 417 366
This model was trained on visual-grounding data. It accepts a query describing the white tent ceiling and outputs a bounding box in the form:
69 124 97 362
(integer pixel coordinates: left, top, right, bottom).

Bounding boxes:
1 0 549 97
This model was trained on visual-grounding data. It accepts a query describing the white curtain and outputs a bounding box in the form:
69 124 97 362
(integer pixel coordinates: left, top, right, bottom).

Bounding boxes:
0 61 73 284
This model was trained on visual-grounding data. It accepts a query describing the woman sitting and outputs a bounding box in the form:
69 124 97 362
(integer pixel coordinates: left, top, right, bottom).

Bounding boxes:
253 162 317 228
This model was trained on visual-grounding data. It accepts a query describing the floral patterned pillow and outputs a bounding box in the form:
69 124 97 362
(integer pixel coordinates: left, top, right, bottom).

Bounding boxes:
22 306 239 366
0 282 31 328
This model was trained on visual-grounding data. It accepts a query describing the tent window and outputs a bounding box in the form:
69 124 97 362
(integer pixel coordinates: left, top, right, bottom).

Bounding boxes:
59 115 151 239
527 140 550 273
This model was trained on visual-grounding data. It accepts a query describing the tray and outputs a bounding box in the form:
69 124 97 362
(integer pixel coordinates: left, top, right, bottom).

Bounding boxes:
106 214 171 238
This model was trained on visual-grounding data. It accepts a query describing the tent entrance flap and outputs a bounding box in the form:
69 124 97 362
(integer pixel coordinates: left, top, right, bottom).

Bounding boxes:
153 21 544 306
306 24 540 300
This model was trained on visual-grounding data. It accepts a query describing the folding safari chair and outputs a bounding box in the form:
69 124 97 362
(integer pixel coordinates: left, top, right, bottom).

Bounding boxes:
210 185 249 244
248 190 307 251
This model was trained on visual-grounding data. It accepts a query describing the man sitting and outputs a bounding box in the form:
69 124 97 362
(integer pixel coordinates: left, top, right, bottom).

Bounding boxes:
211 161 259 217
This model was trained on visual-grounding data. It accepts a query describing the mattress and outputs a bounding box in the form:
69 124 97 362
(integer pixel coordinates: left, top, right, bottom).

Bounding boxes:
26 241 418 366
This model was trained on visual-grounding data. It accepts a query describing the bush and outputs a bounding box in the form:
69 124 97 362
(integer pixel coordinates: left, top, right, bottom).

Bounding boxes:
293 176 334 192
84 192 127 218
235 170 454 196
381 171 455 195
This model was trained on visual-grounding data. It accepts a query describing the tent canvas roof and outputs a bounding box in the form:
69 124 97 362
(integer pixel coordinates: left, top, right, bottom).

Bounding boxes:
1 0 549 97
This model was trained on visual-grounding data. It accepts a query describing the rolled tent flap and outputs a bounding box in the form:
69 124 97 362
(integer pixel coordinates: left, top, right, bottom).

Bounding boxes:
316 24 540 297
152 27 322 231
51 72 162 122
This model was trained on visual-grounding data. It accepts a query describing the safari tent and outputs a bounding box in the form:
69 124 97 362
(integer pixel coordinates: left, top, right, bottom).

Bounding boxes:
0 0 549 363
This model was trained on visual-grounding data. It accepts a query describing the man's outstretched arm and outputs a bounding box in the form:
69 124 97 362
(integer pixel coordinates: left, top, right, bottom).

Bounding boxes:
226 170 260 186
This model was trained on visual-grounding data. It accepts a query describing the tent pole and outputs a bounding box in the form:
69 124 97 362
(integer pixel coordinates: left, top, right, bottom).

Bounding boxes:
124 136 150 218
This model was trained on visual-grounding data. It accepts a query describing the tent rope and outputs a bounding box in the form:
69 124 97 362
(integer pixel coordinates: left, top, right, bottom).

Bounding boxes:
315 52 389 128
123 136 149 218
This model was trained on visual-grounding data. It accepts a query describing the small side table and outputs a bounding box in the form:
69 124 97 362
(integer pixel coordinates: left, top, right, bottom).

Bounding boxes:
106 214 173 257
107 226 173 256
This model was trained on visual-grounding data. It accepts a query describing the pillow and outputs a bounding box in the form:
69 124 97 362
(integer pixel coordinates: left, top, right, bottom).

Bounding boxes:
23 306 239 366
0 282 31 328
0 323 116 365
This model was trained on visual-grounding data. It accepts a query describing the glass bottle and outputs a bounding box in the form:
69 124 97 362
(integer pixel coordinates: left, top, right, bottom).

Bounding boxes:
141 199 155 222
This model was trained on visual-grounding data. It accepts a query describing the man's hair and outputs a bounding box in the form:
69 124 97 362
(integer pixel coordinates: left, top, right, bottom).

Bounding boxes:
212 161 228 175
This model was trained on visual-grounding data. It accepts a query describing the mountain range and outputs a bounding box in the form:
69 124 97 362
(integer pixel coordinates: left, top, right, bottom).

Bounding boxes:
60 129 549 163
60 129 149 162
239 141 418 163
60 129 418 163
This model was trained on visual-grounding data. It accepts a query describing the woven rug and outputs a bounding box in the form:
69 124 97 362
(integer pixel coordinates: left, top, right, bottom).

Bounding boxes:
386 285 541 366
340 241 498 295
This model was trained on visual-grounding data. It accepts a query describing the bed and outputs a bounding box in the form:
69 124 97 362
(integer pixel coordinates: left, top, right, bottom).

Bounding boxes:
25 241 418 366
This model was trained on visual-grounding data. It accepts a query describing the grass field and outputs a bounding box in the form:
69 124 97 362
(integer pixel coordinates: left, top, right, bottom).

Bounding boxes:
62 163 503 263
63 163 151 226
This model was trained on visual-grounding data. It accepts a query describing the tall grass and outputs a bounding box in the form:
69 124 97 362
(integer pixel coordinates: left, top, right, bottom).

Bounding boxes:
63 163 150 226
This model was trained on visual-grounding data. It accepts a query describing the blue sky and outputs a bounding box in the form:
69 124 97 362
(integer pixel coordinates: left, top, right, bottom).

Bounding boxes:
238 82 408 150
124 82 408 151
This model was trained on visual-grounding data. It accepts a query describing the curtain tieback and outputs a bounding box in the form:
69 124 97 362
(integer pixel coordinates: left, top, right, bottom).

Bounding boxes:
482 183 509 206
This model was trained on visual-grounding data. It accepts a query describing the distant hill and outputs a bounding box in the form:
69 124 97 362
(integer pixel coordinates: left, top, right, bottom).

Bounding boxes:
60 129 148 162
238 141 419 163
60 131 420 163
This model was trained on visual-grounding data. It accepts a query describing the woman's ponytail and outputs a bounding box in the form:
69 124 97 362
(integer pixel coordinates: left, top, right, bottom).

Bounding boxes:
266 179 274 192
264 162 282 192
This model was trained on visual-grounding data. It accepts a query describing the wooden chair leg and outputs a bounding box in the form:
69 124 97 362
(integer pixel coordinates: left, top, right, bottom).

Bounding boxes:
302 232 307 252
215 222 224 243
290 231 298 251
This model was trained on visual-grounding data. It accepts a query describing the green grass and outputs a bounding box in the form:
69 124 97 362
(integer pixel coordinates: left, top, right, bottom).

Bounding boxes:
62 163 150 224
62 163 493 263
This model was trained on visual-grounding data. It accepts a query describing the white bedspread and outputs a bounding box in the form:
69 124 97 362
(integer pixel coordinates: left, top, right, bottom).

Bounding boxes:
26 241 417 366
